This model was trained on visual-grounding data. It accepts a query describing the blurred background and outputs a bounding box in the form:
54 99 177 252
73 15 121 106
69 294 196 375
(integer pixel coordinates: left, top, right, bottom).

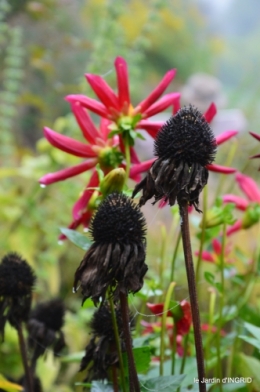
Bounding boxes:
1 0 260 390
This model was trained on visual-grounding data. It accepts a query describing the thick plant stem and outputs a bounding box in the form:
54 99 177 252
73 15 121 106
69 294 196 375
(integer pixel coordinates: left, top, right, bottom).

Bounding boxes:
108 296 127 392
119 292 140 392
17 323 34 392
178 200 206 392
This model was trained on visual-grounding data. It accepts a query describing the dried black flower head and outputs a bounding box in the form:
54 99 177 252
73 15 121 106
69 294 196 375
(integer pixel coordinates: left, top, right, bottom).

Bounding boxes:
80 303 133 382
133 105 217 211
0 252 36 338
19 375 43 392
74 193 147 305
27 299 66 367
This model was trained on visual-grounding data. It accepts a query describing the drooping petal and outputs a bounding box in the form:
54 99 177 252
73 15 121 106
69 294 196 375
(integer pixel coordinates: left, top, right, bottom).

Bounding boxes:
203 102 217 123
195 250 215 263
212 239 221 255
206 163 236 174
142 93 181 118
227 220 243 236
66 95 109 118
39 159 97 185
250 153 260 159
58 210 93 241
44 127 97 158
216 130 238 146
130 146 141 164
223 194 249 211
130 158 155 178
137 120 164 138
134 69 176 114
249 131 260 142
115 57 130 110
70 102 100 143
73 170 99 220
147 302 171 317
85 74 120 112
236 172 260 202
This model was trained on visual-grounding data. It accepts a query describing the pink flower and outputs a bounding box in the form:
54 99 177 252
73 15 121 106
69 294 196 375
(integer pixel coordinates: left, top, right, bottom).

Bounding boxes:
249 131 260 162
223 172 260 235
146 300 192 335
65 57 180 140
195 238 233 263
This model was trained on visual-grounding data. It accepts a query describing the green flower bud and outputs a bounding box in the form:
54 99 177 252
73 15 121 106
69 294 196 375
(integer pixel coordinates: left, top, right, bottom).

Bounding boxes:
242 203 260 229
100 168 126 197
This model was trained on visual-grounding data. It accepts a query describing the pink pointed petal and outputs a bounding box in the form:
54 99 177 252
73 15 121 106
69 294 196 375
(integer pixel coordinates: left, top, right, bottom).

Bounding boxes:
216 130 238 145
195 250 215 263
250 131 260 142
227 220 243 236
203 103 217 123
173 98 181 114
143 93 181 118
39 159 97 185
212 239 221 255
85 74 120 112
70 102 99 143
44 127 97 158
130 147 141 164
130 158 155 178
73 171 99 219
100 117 112 140
135 69 176 114
206 163 236 174
159 199 167 208
223 194 249 211
137 120 164 138
115 57 130 109
66 95 109 118
236 172 260 202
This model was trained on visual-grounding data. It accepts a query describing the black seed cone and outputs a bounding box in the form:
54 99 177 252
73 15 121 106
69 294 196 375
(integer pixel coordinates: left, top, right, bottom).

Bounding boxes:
74 193 148 305
80 303 133 382
133 105 217 211
27 299 66 363
0 253 36 338
154 105 216 166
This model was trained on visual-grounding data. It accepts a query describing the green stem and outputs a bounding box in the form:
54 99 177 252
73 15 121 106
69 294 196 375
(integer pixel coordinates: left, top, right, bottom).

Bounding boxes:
205 288 216 371
108 296 127 392
160 282 176 376
178 200 206 392
179 332 189 374
170 231 181 282
124 137 131 181
159 225 167 289
171 321 177 375
216 224 226 390
196 185 208 289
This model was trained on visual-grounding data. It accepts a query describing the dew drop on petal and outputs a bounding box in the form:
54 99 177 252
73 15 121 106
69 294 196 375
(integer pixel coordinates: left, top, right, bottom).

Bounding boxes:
58 240 64 246
83 228 89 233
40 184 46 188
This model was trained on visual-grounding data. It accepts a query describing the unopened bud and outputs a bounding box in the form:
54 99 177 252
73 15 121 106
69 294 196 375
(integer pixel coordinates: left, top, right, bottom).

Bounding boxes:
88 190 100 211
242 203 260 229
100 168 126 197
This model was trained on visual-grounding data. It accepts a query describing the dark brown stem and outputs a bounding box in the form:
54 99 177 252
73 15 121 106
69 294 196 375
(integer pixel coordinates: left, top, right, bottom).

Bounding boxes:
17 323 34 392
111 364 119 392
178 200 206 392
119 292 140 392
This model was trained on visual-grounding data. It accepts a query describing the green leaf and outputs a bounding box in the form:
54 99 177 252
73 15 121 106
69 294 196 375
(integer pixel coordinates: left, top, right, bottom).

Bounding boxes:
204 271 223 292
239 335 260 351
59 228 92 251
244 321 260 340
141 374 186 391
123 346 151 374
237 353 260 390
60 351 85 363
